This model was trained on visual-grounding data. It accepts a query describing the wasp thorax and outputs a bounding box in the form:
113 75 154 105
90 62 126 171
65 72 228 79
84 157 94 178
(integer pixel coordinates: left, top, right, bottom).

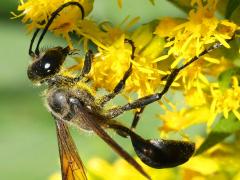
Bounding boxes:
27 46 69 83
48 89 69 115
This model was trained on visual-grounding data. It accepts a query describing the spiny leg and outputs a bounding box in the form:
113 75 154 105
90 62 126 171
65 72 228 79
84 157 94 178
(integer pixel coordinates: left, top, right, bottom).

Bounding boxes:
98 39 136 107
105 40 230 119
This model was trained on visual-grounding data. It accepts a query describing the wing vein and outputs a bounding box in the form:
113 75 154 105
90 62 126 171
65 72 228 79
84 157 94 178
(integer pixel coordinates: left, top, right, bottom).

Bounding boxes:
54 117 87 180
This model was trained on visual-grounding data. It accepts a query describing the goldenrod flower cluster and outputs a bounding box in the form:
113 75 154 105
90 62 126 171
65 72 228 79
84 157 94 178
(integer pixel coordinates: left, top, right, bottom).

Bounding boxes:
15 0 240 179
85 138 240 180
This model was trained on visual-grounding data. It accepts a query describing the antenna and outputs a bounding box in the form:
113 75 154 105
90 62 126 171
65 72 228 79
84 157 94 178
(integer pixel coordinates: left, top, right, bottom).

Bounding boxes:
29 1 85 57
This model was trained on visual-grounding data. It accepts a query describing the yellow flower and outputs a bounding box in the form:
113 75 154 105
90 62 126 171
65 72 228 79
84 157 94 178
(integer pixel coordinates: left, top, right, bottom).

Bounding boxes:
153 0 238 118
154 0 237 68
76 19 109 49
15 0 94 47
78 16 140 50
87 157 175 180
89 22 167 97
89 35 131 90
179 56 234 112
86 141 240 180
185 87 207 107
179 59 209 91
182 156 220 176
17 0 93 25
210 76 240 120
181 141 240 179
154 17 182 38
158 103 213 134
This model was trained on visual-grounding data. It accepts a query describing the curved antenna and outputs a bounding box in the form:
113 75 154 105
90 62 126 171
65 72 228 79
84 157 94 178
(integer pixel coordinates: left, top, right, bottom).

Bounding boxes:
33 1 85 56
29 28 40 57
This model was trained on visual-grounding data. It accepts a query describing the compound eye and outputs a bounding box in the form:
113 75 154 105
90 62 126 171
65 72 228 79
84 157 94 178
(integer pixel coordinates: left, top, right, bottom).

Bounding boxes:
28 47 68 81
40 49 63 74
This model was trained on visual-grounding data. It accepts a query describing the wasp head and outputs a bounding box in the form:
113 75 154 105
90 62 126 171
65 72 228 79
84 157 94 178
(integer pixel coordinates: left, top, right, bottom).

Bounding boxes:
27 46 70 84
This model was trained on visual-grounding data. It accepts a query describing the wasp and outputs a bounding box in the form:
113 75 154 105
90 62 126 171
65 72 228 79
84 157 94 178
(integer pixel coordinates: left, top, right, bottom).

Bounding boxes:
27 2 195 179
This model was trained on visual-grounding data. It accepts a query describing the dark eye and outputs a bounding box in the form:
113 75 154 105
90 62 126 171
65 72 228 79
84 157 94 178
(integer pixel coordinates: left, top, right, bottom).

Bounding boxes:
27 47 69 82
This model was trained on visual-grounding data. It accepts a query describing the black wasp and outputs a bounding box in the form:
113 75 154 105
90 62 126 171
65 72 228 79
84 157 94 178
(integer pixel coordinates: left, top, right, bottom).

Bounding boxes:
27 2 195 180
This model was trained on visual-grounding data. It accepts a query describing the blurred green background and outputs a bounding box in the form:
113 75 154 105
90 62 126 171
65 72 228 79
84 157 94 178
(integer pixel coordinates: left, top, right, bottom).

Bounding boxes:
0 1 186 179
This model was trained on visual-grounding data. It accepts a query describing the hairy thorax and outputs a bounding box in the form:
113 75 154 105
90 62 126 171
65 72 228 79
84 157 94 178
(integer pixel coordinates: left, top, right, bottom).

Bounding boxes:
45 86 107 131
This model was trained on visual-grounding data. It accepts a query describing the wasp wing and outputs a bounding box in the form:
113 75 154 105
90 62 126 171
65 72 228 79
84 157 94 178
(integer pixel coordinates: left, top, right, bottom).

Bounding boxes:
54 117 87 180
72 109 151 180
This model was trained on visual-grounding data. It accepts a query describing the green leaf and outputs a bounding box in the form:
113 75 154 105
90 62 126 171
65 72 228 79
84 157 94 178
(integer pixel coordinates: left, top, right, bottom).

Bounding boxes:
225 0 240 19
195 113 240 155
218 67 240 91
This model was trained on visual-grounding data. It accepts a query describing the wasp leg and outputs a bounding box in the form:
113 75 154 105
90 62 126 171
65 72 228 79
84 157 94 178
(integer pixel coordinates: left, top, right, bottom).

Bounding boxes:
104 39 230 118
81 50 93 76
105 41 225 118
131 107 145 130
105 68 180 118
98 39 135 107
108 107 145 138
78 50 93 80
46 50 93 86
98 63 132 107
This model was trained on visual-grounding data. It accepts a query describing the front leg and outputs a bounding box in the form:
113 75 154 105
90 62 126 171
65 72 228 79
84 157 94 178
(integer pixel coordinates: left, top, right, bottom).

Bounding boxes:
98 63 132 106
97 39 136 107
74 49 93 82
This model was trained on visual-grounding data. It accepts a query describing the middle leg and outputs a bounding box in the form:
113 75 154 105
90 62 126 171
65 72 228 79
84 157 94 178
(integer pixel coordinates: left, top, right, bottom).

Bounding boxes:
105 68 180 118
104 40 227 119
131 107 145 130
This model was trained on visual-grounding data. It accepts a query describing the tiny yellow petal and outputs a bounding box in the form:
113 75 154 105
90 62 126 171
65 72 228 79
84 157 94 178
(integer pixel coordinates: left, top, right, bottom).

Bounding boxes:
214 34 230 48
233 110 240 121
204 57 220 64
152 54 169 62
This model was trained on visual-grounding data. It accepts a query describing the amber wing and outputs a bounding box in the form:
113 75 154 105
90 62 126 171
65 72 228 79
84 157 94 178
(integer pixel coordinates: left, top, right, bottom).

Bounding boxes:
55 118 87 180
73 110 150 179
